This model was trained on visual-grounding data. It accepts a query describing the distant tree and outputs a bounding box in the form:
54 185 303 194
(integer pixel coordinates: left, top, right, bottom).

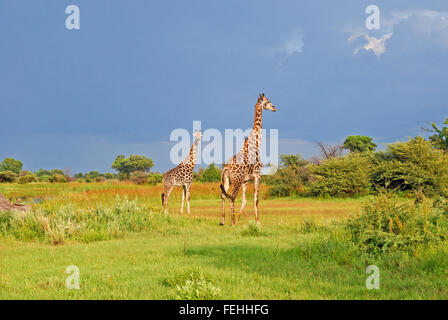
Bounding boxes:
18 174 38 184
86 171 102 179
111 155 154 179
264 154 310 197
200 163 222 182
309 153 373 197
316 142 344 160
74 173 84 179
429 118 448 151
19 170 33 177
372 137 448 195
104 172 115 180
130 171 148 185
343 135 377 153
0 158 23 174
35 169 52 177
0 171 18 183
193 168 204 182
148 173 163 185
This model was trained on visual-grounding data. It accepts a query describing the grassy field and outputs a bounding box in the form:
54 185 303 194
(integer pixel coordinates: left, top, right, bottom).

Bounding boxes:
0 183 447 299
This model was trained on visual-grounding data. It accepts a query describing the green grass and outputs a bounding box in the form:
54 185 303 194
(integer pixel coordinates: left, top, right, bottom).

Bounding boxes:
0 183 447 299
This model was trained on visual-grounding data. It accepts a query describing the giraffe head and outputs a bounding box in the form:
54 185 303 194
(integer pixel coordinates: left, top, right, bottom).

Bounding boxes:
193 130 202 142
258 93 276 112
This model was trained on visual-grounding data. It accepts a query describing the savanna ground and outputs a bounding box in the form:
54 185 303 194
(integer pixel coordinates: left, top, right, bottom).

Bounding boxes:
0 182 447 299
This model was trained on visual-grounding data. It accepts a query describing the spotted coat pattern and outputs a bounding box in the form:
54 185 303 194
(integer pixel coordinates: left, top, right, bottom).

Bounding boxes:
220 94 276 225
162 131 201 214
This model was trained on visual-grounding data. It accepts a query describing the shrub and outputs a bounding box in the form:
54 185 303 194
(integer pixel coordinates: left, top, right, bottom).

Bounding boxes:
308 152 372 197
130 171 148 185
372 137 448 195
48 174 68 183
0 196 167 244
345 194 448 253
241 220 265 237
17 174 38 184
0 171 18 183
148 173 163 185
175 273 221 300
95 176 106 183
38 174 51 182
264 154 310 197
104 172 115 180
199 164 222 182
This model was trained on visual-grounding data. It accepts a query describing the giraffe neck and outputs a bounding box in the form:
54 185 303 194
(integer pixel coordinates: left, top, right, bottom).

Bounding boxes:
186 137 199 168
253 102 263 133
250 102 264 143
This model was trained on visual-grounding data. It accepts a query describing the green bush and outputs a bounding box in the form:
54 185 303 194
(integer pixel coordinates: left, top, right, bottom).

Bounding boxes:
148 173 163 185
199 164 222 182
264 154 310 197
308 152 372 197
130 171 148 185
0 196 171 244
104 172 115 180
345 194 448 253
175 273 221 300
372 137 448 195
48 174 68 183
241 220 266 237
17 174 38 184
95 176 106 183
0 171 18 183
0 158 23 174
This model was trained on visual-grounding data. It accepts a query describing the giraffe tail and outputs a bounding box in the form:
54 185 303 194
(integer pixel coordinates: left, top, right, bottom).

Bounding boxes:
161 193 165 206
220 168 234 200
220 184 233 200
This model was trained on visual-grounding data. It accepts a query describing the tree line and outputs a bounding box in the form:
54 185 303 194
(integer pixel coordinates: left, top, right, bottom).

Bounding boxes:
1 118 447 196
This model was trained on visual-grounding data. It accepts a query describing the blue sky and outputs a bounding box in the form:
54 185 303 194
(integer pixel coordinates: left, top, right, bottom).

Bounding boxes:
1 0 447 173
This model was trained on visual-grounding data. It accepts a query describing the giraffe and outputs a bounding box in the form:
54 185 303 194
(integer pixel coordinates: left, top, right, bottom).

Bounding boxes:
161 130 202 214
220 93 276 226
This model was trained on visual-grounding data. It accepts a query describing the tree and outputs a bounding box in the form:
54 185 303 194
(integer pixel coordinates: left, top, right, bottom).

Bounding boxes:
199 163 222 182
343 135 377 153
264 154 310 197
316 142 344 160
372 137 448 195
309 152 373 197
429 118 448 150
0 171 18 183
0 158 23 174
111 154 154 179
86 171 102 179
130 171 148 185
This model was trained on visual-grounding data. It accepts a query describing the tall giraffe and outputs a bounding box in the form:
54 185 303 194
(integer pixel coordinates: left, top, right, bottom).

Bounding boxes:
220 93 276 225
162 131 202 214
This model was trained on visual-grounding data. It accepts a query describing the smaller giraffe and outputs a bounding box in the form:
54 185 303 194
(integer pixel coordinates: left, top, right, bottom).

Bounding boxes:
161 130 202 214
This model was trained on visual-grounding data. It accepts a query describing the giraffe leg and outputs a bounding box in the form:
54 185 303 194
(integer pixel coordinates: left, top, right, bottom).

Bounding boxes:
238 182 248 223
180 185 185 214
185 184 191 215
220 171 230 226
163 185 174 214
220 192 226 226
230 182 242 226
253 176 261 224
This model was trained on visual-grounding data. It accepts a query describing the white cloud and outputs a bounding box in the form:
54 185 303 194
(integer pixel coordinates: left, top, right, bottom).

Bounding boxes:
345 9 448 56
277 30 304 66
353 33 392 56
